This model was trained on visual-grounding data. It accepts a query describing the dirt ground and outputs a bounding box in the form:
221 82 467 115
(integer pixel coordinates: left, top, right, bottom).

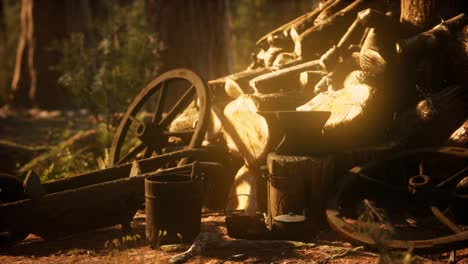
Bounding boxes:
1 210 466 264
0 108 467 263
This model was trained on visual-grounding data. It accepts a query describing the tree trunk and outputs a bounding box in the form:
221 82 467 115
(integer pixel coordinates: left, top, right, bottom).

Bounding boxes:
0 0 7 103
147 0 232 80
33 0 69 109
10 0 72 109
400 0 441 31
10 0 34 107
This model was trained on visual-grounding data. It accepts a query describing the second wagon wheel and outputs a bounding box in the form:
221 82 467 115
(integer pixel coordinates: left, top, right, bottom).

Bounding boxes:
109 69 211 166
326 147 468 253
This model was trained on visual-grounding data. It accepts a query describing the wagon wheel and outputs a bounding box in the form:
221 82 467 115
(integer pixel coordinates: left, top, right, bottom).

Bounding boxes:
0 174 29 247
109 69 211 166
326 147 468 253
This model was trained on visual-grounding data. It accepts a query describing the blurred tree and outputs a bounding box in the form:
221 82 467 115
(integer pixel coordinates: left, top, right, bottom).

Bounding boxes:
10 0 34 107
9 0 70 109
146 0 232 80
0 0 6 104
230 0 316 71
52 0 158 120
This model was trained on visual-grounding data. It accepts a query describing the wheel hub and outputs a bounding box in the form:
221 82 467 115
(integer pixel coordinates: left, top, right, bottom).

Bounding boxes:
136 122 166 150
408 174 431 194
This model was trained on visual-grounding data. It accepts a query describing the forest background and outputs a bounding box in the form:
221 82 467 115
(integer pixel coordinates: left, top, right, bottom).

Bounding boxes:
0 0 317 178
0 0 316 111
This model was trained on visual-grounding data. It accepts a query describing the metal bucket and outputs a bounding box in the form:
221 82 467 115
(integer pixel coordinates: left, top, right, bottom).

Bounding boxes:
145 174 201 246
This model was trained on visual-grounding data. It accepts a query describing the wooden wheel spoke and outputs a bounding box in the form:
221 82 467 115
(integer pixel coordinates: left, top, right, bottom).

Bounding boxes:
163 130 195 142
128 115 143 127
118 143 146 165
143 147 154 159
436 166 468 189
159 85 196 128
153 81 168 123
109 69 210 166
356 173 407 193
430 206 462 234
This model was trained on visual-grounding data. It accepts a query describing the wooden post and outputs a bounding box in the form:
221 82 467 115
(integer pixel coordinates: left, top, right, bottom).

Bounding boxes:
267 153 334 229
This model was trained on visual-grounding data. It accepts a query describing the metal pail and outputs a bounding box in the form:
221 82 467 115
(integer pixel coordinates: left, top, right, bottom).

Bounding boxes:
145 174 201 246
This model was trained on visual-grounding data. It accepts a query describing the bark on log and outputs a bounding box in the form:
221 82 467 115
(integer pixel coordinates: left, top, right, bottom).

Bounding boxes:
397 13 468 59
250 91 314 111
447 119 468 147
250 60 325 94
210 59 304 100
313 52 360 94
255 0 336 49
223 68 265 97
390 84 468 147
228 165 259 216
221 98 270 164
294 0 383 59
314 0 348 26
297 70 389 151
400 0 441 31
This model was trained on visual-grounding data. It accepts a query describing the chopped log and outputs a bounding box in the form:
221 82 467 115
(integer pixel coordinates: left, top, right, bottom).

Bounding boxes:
229 165 259 216
220 98 270 163
255 0 337 49
297 70 389 150
272 52 297 67
294 0 371 59
212 59 304 100
447 119 468 147
396 13 468 59
250 91 313 111
314 0 348 26
210 68 265 99
390 84 468 147
359 28 387 76
249 60 325 94
301 70 332 93
313 52 360 94
258 46 283 68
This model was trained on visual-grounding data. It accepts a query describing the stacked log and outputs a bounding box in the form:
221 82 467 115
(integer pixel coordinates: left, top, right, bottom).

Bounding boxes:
205 0 468 215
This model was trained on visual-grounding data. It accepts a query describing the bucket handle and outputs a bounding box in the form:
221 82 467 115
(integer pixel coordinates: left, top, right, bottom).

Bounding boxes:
224 194 258 217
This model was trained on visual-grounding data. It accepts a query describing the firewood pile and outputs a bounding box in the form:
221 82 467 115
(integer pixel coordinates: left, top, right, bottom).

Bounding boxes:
207 0 468 213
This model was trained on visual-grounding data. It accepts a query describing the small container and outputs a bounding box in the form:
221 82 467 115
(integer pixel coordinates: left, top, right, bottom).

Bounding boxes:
272 213 306 240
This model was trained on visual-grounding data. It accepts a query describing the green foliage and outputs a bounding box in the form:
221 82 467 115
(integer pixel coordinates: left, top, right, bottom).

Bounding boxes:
52 0 158 121
152 229 167 249
355 199 419 264
104 234 143 252
34 122 113 182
